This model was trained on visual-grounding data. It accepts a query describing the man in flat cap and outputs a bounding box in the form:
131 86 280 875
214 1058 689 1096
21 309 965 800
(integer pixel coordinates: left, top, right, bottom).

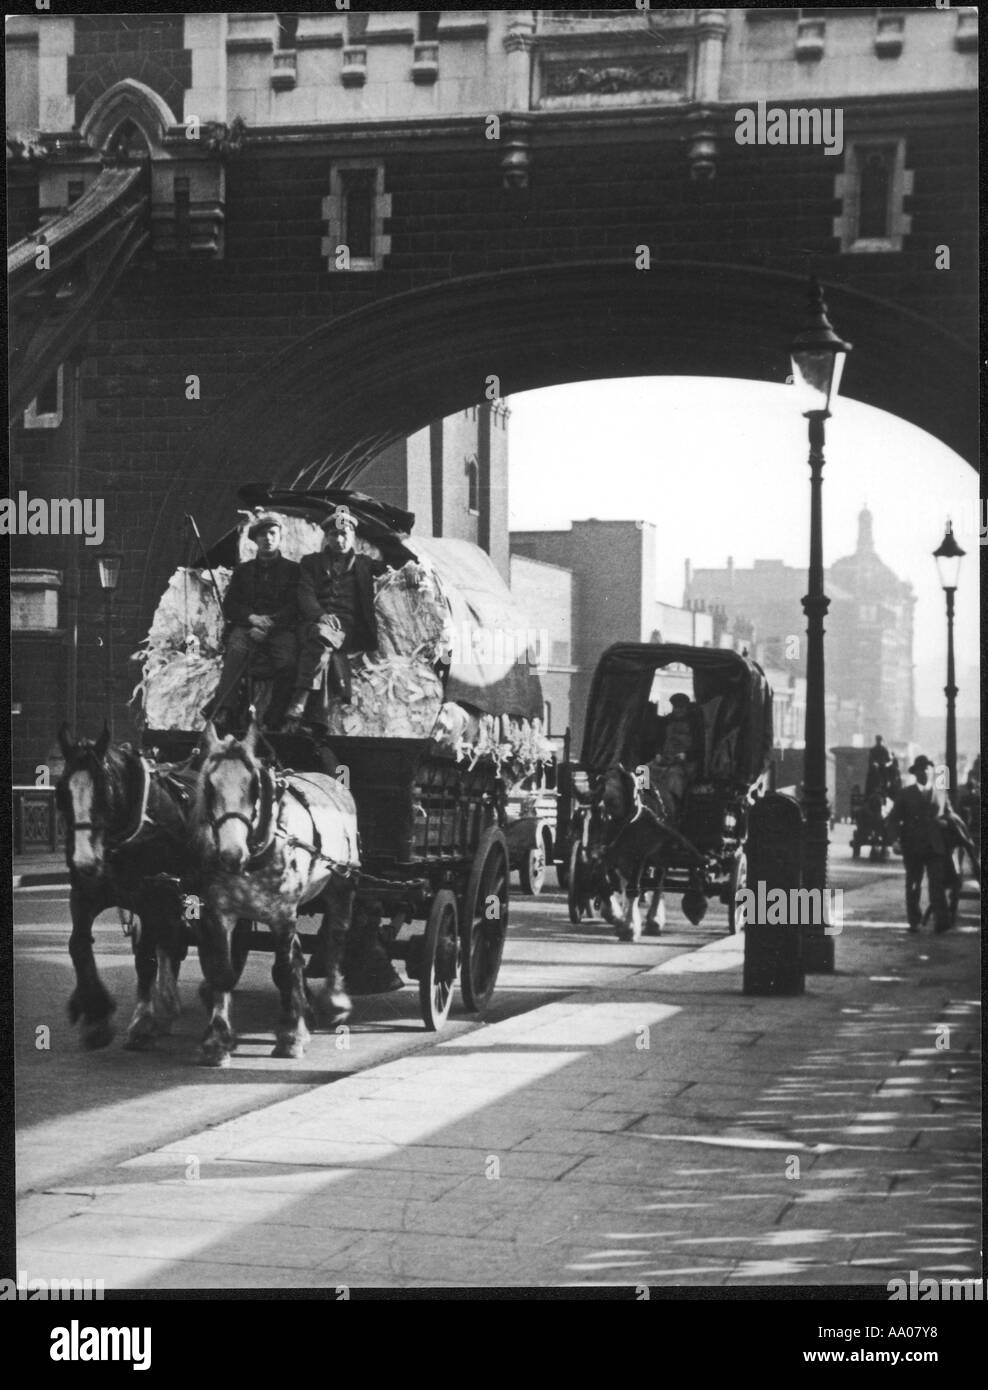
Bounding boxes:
884 755 952 933
204 514 300 731
285 506 387 730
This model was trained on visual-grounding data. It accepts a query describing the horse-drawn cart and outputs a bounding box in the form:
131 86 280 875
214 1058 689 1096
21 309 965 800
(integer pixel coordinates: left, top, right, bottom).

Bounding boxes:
557 643 774 939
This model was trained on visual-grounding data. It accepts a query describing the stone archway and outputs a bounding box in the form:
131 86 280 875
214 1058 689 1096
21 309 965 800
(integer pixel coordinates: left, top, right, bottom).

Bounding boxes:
142 258 976 610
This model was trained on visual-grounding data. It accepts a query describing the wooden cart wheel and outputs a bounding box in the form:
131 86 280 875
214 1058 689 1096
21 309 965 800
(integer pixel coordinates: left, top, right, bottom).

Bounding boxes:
231 918 252 987
567 838 597 923
727 849 747 935
419 889 459 1031
520 841 546 896
460 827 509 1013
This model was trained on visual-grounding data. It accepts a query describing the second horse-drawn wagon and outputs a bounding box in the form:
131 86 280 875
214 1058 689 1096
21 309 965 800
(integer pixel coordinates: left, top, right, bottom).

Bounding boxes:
559 642 774 939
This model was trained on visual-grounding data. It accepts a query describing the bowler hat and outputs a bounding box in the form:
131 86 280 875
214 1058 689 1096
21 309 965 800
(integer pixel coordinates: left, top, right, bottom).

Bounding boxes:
247 512 282 539
908 755 933 776
669 693 692 708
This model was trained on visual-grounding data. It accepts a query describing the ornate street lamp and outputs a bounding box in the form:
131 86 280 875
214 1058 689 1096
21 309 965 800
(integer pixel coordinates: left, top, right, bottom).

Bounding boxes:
96 552 123 740
790 279 851 973
932 520 965 806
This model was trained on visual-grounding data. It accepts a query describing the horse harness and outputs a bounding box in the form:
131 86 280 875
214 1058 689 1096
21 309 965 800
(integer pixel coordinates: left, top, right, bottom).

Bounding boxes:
72 751 188 853
205 750 359 880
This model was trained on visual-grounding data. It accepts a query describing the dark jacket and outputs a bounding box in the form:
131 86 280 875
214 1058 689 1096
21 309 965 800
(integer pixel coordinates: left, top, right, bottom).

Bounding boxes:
885 783 948 857
297 551 385 653
223 554 300 630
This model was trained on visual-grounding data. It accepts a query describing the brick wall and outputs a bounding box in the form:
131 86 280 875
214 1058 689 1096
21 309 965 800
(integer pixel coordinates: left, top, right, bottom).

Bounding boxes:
7 101 977 775
68 16 191 125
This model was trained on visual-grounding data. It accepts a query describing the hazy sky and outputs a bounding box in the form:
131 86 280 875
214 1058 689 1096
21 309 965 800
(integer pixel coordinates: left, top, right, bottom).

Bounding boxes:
507 377 979 719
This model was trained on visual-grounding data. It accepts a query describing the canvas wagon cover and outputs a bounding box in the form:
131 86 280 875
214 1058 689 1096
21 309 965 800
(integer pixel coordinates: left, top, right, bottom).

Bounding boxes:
581 642 773 785
409 537 544 722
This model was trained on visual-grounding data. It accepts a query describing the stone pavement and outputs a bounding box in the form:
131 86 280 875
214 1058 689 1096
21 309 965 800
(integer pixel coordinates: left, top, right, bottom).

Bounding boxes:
18 873 981 1290
12 852 69 888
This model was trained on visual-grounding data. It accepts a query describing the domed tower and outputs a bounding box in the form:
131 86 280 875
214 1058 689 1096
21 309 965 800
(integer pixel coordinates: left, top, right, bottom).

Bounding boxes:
827 506 915 745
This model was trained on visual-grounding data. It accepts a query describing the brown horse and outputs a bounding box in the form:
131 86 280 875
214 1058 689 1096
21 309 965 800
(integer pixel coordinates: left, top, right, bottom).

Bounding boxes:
55 725 197 1050
192 719 359 1066
592 764 706 941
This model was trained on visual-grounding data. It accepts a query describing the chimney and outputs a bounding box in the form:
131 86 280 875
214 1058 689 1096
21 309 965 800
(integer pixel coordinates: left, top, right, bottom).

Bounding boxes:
727 555 734 588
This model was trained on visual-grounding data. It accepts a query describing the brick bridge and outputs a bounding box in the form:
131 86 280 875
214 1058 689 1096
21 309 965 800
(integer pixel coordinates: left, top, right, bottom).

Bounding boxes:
6 9 977 775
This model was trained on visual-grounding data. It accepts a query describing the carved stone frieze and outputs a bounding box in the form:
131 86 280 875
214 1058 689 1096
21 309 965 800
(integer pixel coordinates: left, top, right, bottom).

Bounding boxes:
542 53 689 99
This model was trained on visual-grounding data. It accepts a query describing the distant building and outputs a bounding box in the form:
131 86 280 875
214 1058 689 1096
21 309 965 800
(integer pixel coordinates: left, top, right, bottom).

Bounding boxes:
511 520 713 749
684 507 915 747
360 402 510 584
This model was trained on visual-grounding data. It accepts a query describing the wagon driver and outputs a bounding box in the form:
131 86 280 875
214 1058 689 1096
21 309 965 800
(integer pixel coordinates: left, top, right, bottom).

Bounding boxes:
204 513 300 732
284 505 387 732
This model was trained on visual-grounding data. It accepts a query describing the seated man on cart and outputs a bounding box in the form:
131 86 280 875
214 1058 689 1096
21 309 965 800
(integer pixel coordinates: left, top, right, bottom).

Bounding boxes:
644 691 705 821
203 514 300 732
284 506 388 733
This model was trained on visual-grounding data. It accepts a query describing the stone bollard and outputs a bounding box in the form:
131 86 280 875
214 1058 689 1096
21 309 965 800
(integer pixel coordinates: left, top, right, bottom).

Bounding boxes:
742 792 806 996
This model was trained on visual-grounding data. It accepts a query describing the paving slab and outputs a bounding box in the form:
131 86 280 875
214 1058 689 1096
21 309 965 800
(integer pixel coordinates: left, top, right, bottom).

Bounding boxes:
17 870 981 1288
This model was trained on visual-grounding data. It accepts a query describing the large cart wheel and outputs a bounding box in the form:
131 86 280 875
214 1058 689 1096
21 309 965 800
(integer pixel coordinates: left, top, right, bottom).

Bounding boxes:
419 889 459 1031
231 919 252 987
727 849 748 935
460 827 509 1013
520 841 546 896
567 838 591 923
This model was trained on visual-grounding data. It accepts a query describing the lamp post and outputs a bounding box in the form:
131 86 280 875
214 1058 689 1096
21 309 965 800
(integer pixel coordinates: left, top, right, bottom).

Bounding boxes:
790 279 851 973
96 553 123 739
932 520 965 806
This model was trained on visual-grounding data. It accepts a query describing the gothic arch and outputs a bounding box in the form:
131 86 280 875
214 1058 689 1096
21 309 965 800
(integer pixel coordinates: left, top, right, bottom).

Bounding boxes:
79 79 176 156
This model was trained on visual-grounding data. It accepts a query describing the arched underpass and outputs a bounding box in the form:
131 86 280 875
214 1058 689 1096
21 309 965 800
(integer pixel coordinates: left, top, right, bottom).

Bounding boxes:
142 259 976 615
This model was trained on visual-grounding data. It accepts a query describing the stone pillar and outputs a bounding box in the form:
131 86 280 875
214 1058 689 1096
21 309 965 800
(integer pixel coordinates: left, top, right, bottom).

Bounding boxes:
38 16 76 132
503 11 536 109
695 9 728 104
501 11 536 189
688 9 728 181
184 14 228 125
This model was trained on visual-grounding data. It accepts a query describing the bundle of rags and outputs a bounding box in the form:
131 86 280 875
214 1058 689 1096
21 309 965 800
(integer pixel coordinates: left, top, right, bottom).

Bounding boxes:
322 557 453 739
132 567 231 730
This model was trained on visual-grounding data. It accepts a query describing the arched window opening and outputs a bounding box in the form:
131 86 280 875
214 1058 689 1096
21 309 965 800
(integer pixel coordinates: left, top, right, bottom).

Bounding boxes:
106 119 150 162
857 146 893 239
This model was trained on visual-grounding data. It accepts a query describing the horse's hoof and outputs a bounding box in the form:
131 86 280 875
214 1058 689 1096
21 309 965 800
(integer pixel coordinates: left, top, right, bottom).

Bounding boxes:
644 920 662 937
314 990 352 1027
271 1038 307 1060
80 1018 116 1050
197 1044 232 1069
124 1018 157 1051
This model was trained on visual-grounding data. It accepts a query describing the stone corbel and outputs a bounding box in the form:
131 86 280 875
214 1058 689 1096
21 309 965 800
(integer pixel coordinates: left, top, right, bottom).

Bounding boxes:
499 115 532 191
686 117 718 182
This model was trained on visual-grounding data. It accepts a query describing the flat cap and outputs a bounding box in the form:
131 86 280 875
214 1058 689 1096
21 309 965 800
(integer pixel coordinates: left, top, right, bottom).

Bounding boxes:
247 512 282 539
